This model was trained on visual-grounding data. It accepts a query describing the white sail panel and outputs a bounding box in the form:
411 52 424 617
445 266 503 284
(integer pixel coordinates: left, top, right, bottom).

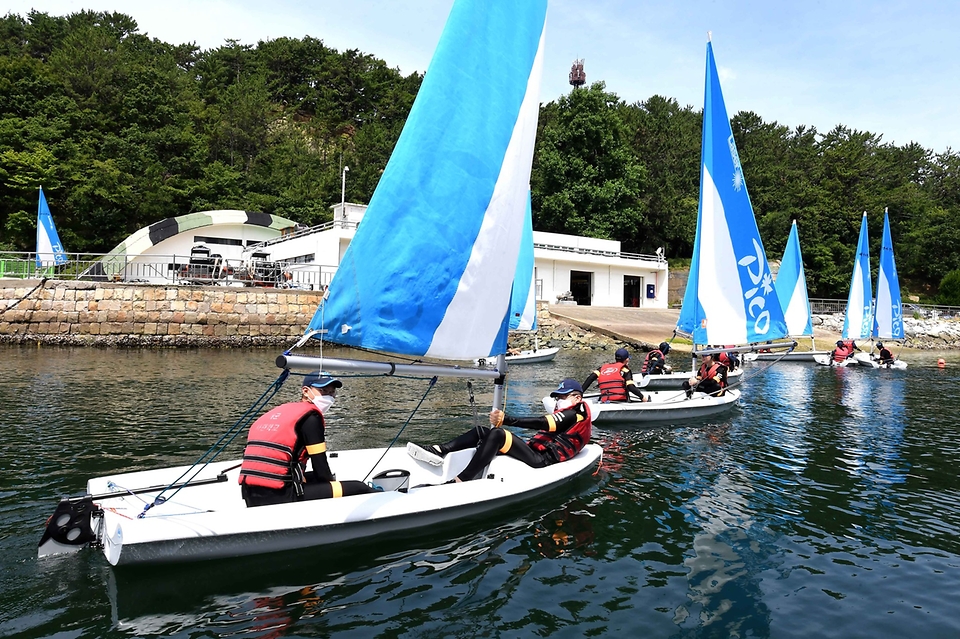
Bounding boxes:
842 212 873 340
873 210 904 340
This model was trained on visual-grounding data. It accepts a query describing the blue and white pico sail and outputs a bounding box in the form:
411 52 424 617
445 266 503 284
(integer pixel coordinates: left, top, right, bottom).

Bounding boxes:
38 0 604 568
676 38 788 347
36 187 67 269
509 193 538 332
307 0 546 361
774 220 813 338
842 212 873 340
872 208 904 341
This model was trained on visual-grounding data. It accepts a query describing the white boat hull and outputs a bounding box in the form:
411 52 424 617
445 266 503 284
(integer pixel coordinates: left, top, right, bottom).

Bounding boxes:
744 350 832 363
475 347 560 367
541 389 740 426
852 352 908 369
812 354 863 367
641 367 743 390
42 444 602 566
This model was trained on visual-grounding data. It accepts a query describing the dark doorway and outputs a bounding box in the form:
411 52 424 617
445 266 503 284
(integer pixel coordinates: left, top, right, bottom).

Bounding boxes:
624 275 643 307
570 271 592 306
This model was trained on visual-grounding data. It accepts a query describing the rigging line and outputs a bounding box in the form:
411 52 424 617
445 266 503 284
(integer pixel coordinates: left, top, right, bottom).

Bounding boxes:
361 376 438 484
137 369 290 518
1 277 47 315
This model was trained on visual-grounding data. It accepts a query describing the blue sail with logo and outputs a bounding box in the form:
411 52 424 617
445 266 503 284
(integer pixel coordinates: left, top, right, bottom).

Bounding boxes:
677 38 787 345
509 192 537 331
842 212 873 340
774 220 813 337
872 209 904 340
307 0 546 360
36 187 68 268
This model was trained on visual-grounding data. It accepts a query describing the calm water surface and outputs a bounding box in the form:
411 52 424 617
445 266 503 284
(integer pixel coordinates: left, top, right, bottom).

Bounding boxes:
2 345 959 638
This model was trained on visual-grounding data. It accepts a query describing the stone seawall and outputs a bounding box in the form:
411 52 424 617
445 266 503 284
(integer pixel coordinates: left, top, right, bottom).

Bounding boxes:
0 279 324 347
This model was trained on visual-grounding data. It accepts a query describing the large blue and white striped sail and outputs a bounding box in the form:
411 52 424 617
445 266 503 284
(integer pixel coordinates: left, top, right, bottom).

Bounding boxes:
36 187 67 269
774 220 813 337
508 192 537 332
872 209 904 340
676 39 787 345
307 0 547 359
842 212 873 340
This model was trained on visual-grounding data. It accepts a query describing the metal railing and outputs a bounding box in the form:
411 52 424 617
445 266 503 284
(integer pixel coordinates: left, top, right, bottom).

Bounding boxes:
810 298 960 320
246 220 360 252
0 251 337 290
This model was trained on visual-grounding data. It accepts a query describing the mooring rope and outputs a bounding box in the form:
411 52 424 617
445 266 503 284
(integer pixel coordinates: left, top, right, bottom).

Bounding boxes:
0 277 47 316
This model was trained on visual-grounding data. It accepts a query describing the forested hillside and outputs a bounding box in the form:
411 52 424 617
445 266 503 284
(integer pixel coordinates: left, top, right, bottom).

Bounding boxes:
3 10 960 298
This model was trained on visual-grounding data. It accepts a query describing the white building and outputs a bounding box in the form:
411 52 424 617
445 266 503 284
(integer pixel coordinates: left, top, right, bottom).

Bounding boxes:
98 204 669 308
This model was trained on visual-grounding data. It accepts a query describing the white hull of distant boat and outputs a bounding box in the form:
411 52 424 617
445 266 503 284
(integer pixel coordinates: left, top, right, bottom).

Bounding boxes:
541 389 740 426
642 367 743 390
744 350 832 363
39 444 602 566
477 346 559 366
812 354 860 367
853 352 907 369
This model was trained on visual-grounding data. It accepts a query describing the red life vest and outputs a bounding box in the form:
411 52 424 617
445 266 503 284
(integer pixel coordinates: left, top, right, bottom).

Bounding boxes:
238 402 319 489
529 402 592 462
833 344 852 362
641 350 664 374
698 361 725 387
598 362 628 402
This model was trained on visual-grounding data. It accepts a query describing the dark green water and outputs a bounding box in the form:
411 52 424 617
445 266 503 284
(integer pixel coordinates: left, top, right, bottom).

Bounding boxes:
2 346 959 638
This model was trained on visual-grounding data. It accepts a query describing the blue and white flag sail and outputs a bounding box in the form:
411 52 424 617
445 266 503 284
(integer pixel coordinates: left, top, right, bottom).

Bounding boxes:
676 39 787 346
774 220 813 337
842 212 873 340
36 187 67 268
509 192 537 332
307 0 546 359
873 209 904 340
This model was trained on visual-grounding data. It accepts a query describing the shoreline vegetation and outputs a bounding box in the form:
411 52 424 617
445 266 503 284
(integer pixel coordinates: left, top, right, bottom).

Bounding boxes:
2 281 957 353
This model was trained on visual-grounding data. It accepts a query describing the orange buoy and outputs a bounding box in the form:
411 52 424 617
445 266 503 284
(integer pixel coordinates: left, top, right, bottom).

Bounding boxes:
938 358 946 368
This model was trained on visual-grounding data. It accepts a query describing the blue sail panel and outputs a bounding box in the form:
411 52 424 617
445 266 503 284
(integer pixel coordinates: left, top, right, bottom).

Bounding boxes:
307 0 547 359
842 212 873 340
509 192 537 331
873 210 904 340
681 40 788 346
36 187 67 268
774 220 813 337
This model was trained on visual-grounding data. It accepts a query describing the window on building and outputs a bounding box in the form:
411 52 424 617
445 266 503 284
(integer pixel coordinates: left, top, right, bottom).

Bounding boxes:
194 236 243 247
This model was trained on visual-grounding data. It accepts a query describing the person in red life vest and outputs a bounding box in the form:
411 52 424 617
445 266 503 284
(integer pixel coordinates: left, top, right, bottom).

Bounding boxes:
238 373 376 507
581 348 648 402
831 339 861 363
640 342 672 375
876 342 894 365
681 352 728 397
407 378 593 483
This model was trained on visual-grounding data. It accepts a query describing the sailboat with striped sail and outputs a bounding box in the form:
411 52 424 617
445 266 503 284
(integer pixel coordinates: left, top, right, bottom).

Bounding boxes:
36 187 68 270
749 220 831 362
37 0 601 567
815 212 872 367
856 208 907 369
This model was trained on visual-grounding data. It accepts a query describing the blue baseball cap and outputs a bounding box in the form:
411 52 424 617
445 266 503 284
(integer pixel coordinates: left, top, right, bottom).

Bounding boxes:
302 373 342 389
615 348 629 361
550 378 583 397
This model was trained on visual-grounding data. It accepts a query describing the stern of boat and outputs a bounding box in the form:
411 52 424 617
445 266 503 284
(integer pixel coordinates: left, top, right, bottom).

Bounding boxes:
38 496 102 559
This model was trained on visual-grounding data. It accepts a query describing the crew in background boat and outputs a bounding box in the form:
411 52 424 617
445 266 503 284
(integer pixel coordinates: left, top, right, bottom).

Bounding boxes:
682 352 728 397
238 373 376 507
640 342 672 375
876 342 895 365
407 378 592 483
581 348 649 402
717 346 740 371
831 339 861 363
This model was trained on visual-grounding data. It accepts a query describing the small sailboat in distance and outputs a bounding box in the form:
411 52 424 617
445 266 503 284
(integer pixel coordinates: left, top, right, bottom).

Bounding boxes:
814 212 872 367
36 186 68 269
857 208 907 369
748 220 830 362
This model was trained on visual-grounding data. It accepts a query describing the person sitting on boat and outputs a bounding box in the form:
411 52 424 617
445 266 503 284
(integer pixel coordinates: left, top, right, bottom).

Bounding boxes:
876 342 895 365
581 348 648 402
717 349 739 371
407 378 592 483
682 352 728 397
238 373 376 507
831 339 860 363
640 342 672 375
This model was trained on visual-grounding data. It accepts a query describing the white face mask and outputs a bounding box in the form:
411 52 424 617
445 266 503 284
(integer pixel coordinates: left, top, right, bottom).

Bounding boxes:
554 395 578 411
311 393 336 414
